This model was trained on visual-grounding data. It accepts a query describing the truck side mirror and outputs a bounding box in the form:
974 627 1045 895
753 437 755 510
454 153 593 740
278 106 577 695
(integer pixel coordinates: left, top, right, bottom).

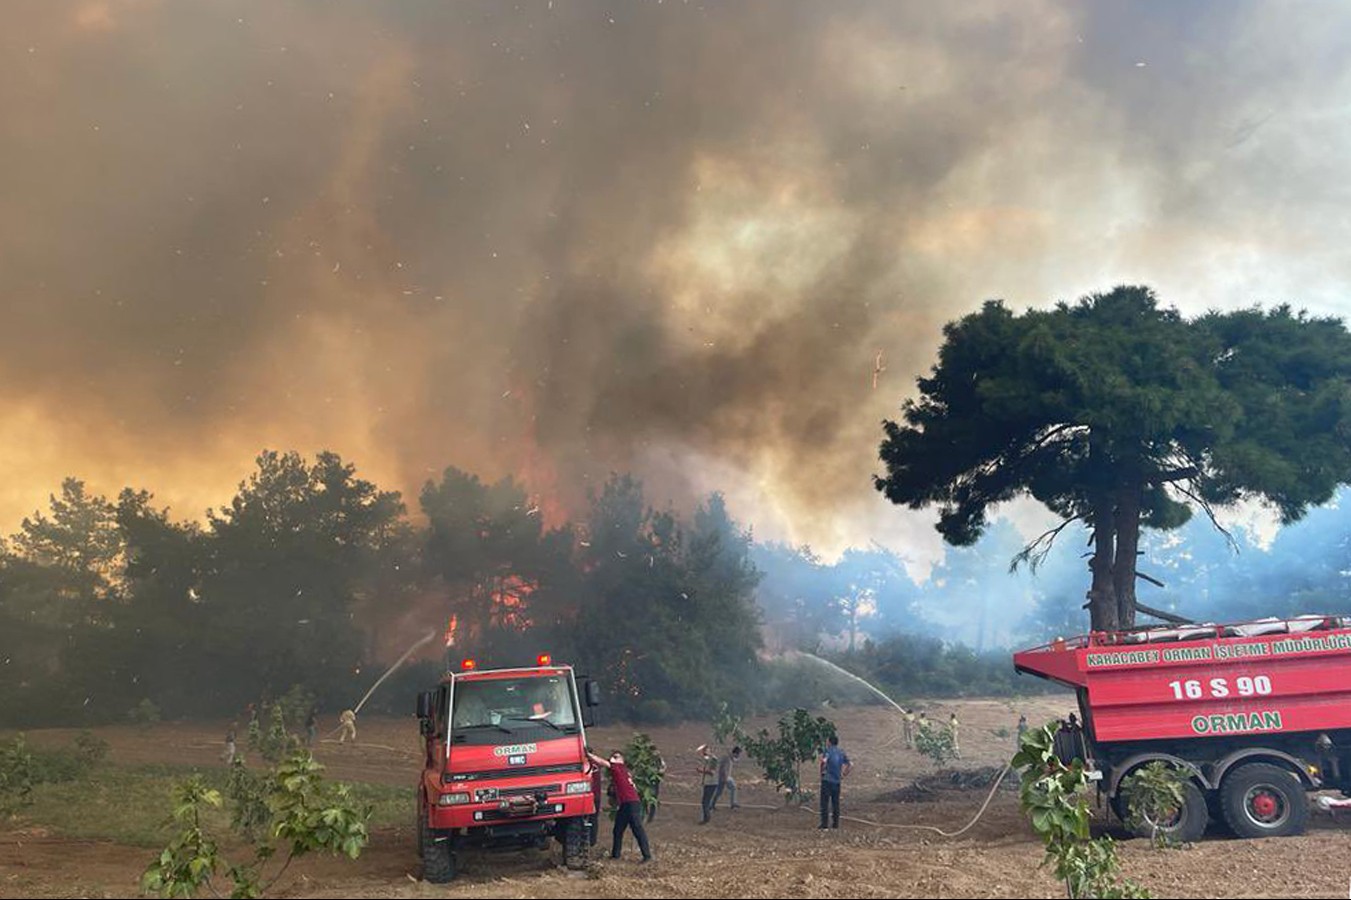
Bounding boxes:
584 680 601 708
416 691 433 720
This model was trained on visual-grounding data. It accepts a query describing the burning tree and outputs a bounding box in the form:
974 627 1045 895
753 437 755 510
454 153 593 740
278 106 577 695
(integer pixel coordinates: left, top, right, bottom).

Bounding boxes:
877 287 1351 631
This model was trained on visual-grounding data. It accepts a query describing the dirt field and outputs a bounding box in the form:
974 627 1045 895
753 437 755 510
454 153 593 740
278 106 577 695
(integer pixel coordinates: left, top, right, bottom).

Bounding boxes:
4 697 1351 899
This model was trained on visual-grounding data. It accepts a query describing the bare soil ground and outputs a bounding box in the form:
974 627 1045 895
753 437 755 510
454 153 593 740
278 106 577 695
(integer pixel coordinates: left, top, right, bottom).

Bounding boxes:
5 697 1351 899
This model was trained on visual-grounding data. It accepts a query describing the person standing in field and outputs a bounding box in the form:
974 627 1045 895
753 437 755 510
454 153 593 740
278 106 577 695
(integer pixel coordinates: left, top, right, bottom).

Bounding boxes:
902 708 916 749
587 749 653 863
222 726 237 765
696 744 719 824
1016 714 1028 744
646 751 667 824
818 734 851 829
949 712 961 758
713 746 741 810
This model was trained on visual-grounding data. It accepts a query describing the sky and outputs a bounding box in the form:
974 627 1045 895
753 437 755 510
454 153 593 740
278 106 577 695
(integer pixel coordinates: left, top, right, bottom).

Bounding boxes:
2 0 1349 572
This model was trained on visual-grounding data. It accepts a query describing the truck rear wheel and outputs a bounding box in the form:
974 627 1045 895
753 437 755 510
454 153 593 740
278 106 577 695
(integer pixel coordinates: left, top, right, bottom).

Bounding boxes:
1115 779 1208 844
1220 763 1309 839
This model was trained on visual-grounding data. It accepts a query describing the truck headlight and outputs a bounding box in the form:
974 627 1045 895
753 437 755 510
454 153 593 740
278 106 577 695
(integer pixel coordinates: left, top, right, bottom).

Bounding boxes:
437 792 471 806
565 781 593 795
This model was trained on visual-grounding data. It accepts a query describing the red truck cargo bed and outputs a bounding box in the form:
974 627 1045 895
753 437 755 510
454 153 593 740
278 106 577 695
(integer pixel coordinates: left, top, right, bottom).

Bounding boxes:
1014 616 1351 743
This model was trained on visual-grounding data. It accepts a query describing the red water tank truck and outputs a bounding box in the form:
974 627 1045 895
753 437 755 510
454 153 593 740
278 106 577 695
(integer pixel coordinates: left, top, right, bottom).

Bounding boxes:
1014 615 1351 840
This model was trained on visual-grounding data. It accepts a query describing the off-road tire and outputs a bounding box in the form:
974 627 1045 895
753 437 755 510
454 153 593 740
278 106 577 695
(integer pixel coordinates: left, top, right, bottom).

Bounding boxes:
1220 762 1309 839
563 818 589 870
418 799 457 882
1116 779 1208 843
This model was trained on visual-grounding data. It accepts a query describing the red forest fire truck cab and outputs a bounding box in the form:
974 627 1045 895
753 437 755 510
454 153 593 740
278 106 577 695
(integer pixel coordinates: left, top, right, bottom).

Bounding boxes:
1014 615 1351 842
414 654 601 882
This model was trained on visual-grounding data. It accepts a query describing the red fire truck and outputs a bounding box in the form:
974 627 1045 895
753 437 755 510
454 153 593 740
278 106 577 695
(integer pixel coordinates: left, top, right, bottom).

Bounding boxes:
1014 615 1351 841
414 654 602 882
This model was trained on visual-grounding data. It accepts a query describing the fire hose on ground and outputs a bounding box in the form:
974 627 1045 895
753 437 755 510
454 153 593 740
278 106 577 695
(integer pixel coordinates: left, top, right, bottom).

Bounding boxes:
656 760 1012 838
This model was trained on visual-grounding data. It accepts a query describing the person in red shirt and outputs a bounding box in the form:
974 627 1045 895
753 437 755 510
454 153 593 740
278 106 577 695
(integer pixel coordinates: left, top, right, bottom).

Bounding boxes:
587 749 652 862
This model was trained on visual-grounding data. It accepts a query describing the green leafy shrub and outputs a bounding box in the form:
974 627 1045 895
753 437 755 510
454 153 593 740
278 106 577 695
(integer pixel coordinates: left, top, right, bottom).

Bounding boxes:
737 708 836 804
142 750 370 898
617 733 665 819
0 734 36 815
914 722 958 768
1013 721 1149 899
128 699 161 727
1121 761 1188 848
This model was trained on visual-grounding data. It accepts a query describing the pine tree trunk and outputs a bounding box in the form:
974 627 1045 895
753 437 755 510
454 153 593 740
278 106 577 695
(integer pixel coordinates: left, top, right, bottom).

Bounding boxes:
1113 483 1142 630
1087 496 1118 632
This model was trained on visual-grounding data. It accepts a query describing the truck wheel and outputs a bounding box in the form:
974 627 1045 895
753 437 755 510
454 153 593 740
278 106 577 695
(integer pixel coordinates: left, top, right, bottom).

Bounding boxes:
419 804 457 882
1220 763 1309 839
563 818 589 870
1117 780 1208 843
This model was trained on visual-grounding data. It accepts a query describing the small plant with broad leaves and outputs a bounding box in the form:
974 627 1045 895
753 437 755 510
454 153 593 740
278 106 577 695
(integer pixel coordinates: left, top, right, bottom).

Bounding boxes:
0 734 36 816
129 699 162 727
1120 761 1188 849
914 722 958 768
1012 721 1149 899
710 701 743 747
613 733 664 820
142 750 370 898
738 708 836 805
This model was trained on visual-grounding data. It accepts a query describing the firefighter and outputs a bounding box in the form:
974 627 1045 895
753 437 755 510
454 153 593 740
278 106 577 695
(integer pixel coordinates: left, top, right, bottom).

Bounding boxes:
338 708 357 743
587 750 652 862
818 734 851 829
902 708 916 749
949 712 961 758
1016 714 1028 743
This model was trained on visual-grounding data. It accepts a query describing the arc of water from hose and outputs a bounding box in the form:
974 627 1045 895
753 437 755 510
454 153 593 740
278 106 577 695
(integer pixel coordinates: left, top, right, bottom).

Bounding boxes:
352 630 438 715
792 651 909 717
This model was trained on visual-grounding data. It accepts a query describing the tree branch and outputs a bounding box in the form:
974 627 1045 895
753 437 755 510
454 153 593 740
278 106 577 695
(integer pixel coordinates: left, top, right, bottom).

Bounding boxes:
1134 601 1193 626
1011 514 1084 573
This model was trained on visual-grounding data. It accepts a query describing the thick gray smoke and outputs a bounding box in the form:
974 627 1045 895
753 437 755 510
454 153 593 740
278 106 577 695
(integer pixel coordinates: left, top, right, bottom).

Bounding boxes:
3 1 1350 563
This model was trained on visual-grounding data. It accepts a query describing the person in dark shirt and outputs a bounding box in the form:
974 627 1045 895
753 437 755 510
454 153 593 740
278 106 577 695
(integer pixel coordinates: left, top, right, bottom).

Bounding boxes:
818 734 852 829
587 750 652 862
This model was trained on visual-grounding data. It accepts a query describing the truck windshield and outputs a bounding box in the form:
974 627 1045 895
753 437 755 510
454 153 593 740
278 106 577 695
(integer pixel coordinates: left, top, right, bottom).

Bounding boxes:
451 674 579 740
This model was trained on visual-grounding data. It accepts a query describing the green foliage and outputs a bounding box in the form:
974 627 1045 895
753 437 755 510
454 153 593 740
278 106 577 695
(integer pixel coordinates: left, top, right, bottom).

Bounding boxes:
0 734 36 815
74 730 110 766
275 685 316 735
225 760 272 843
711 701 742 745
142 750 370 899
737 708 836 804
1121 762 1188 848
914 722 958 768
618 733 665 818
141 776 222 899
129 699 162 727
877 286 1351 631
1013 722 1149 899
572 477 764 721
